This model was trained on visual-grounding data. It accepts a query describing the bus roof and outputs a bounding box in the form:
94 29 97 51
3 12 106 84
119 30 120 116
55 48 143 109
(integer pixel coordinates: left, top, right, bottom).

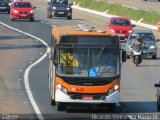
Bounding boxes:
52 25 116 41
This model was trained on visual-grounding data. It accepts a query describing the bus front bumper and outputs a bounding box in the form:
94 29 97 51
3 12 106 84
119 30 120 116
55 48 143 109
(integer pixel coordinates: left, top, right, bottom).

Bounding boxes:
55 89 120 104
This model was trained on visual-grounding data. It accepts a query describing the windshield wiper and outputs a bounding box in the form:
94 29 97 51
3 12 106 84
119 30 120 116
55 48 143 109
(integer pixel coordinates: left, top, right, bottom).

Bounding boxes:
92 45 106 66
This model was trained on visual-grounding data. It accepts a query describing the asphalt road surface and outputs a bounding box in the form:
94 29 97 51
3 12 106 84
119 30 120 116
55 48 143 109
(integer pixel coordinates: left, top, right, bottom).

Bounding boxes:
0 19 45 118
0 0 160 120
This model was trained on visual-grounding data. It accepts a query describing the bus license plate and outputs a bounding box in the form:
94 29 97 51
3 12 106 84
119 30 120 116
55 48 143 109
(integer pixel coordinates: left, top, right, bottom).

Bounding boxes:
83 96 93 100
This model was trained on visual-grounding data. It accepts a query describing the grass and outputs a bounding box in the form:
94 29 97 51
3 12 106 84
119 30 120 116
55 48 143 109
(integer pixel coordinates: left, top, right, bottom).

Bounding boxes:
71 0 160 25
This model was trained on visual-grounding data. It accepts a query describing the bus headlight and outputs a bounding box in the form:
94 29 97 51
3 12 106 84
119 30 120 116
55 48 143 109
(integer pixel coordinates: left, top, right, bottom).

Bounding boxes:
57 84 68 94
114 85 119 90
57 84 62 90
108 88 114 95
62 87 68 94
108 85 119 95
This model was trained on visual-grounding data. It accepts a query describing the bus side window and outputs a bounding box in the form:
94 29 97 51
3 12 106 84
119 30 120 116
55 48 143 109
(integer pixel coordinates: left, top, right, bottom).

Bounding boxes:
53 45 59 65
51 35 56 46
50 35 56 60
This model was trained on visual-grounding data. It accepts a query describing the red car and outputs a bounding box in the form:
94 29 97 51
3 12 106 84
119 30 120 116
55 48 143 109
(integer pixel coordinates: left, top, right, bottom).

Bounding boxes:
10 0 36 21
106 17 135 39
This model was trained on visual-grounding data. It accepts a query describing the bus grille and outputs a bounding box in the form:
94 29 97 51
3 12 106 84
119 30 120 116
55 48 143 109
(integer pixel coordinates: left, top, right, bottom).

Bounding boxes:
69 93 107 100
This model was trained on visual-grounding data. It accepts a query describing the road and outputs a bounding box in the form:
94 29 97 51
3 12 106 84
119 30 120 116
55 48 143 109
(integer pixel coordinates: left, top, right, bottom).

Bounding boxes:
0 19 44 117
0 0 160 119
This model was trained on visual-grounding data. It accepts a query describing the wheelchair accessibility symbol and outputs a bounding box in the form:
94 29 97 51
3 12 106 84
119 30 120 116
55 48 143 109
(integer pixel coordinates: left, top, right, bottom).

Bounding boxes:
89 68 97 77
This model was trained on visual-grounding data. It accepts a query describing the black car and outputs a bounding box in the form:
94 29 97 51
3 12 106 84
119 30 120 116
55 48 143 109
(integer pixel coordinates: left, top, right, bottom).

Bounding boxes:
155 82 160 111
47 0 73 20
0 0 11 13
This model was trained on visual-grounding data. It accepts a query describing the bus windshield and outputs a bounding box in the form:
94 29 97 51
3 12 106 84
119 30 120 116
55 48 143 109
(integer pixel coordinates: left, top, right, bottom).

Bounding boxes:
57 46 120 77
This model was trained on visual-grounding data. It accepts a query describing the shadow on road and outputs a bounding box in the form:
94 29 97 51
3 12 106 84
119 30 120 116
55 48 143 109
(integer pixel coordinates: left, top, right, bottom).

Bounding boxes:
47 17 85 21
121 101 157 113
63 103 124 113
0 12 9 14
142 57 160 61
12 19 41 22
0 44 45 50
139 64 160 67
0 36 32 41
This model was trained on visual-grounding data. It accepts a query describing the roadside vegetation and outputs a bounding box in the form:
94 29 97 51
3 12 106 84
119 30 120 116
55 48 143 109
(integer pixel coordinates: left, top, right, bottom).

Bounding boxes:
71 0 160 25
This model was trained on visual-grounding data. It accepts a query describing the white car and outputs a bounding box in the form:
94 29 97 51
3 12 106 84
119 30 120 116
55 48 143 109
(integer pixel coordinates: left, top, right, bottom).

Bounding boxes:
126 30 159 59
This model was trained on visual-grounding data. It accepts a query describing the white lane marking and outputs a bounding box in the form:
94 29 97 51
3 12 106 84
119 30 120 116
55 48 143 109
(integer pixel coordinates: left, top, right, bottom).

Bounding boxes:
137 18 144 23
122 4 138 10
77 2 81 6
104 9 109 14
0 21 51 120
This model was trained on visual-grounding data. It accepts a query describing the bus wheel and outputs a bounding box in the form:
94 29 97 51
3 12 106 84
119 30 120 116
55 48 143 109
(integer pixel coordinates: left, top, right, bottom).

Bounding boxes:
157 98 160 111
109 103 116 112
51 97 56 106
50 80 55 106
127 55 130 59
57 102 65 111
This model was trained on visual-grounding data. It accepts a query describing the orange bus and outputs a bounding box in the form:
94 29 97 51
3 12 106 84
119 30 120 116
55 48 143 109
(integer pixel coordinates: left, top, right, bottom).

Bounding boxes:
49 24 126 111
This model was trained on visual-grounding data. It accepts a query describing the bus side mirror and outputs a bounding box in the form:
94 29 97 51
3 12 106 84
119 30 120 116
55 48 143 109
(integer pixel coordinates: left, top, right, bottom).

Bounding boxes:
53 60 58 65
122 50 126 62
155 83 160 87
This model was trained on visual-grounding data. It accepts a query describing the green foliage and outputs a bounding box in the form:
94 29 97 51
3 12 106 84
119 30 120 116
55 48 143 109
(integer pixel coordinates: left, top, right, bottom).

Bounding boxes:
70 0 160 25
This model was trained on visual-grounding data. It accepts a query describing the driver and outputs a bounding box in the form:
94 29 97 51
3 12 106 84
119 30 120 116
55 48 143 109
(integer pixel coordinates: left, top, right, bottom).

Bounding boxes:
60 49 79 67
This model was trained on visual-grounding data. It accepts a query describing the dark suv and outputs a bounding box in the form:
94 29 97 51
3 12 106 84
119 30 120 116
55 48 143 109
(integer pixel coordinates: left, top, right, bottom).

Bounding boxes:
47 0 72 20
0 0 11 13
